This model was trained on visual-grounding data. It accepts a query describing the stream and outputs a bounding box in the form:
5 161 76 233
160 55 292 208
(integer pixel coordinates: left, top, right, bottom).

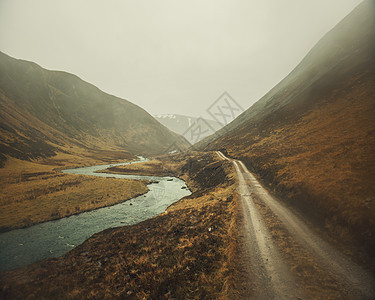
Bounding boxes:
0 157 191 272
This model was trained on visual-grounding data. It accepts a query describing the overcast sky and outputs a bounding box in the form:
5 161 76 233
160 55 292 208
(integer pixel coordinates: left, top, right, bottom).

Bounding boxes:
0 0 362 118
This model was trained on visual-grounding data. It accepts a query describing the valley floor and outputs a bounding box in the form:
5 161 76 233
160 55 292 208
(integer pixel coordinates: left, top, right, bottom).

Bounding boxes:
1 151 374 299
0 151 147 232
0 151 242 299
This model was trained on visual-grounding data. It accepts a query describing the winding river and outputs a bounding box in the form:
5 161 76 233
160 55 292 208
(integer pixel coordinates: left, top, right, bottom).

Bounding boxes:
0 158 191 272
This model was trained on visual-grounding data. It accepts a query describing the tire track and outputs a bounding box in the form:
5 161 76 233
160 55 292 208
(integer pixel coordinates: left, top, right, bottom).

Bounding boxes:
217 151 375 299
217 151 302 299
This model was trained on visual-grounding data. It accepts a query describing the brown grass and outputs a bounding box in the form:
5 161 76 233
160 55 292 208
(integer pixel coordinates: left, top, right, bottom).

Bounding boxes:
0 155 148 231
99 159 178 177
0 151 241 299
251 194 344 299
204 71 375 260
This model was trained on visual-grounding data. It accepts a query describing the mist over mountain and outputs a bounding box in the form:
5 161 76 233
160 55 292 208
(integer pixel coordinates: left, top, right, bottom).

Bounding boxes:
0 52 190 166
154 114 222 144
1 1 375 298
198 0 375 255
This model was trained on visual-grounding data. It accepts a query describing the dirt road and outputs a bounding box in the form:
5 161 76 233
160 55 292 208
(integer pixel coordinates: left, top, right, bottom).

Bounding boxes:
217 151 375 299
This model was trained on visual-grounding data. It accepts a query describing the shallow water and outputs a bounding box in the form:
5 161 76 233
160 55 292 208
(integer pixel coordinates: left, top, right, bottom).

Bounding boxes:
0 158 190 271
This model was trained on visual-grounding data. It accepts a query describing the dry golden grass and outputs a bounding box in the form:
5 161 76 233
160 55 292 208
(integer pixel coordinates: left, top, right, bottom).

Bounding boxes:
0 151 241 299
0 155 148 231
251 194 344 299
209 72 375 258
39 147 133 169
246 88 374 247
99 159 178 177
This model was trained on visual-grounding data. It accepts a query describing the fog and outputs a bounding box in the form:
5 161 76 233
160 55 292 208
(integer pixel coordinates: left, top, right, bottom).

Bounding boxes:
0 0 362 118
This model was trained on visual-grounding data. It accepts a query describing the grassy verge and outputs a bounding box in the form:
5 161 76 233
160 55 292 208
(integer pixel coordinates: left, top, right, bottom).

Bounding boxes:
0 154 148 232
251 193 344 299
0 151 242 299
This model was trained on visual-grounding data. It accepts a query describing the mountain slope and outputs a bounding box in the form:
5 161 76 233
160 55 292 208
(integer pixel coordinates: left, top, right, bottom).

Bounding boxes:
0 52 189 166
197 0 375 257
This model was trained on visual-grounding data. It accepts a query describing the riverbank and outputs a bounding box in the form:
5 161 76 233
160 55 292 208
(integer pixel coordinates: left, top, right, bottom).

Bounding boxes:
97 159 177 177
0 153 148 232
0 151 242 299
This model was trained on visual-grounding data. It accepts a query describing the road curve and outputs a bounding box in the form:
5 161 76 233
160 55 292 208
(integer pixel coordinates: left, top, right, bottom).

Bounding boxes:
216 151 375 299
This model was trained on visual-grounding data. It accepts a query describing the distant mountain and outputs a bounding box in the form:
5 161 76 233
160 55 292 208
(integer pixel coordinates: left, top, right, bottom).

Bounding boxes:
0 52 190 166
198 0 375 255
154 114 222 145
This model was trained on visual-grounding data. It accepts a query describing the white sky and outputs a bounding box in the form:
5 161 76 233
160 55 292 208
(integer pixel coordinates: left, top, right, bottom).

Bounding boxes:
0 0 363 118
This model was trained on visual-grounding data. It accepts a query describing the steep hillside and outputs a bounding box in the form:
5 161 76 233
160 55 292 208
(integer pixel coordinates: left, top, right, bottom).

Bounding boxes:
198 0 375 256
0 52 189 166
154 114 222 144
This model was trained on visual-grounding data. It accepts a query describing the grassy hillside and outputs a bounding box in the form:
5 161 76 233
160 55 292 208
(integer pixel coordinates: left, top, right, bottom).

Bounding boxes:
198 0 375 257
0 51 190 166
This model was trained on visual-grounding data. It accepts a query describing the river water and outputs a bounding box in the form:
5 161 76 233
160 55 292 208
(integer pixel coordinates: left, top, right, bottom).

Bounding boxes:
0 158 191 272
